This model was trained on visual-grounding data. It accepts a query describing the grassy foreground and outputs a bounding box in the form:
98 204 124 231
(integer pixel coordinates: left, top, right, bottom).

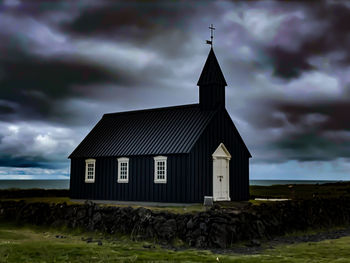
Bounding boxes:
1 222 350 262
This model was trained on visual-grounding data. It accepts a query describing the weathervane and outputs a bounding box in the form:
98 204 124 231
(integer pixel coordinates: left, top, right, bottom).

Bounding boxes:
206 24 215 47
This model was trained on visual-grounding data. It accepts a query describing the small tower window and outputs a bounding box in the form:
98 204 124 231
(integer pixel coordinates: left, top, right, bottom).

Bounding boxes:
118 157 129 183
85 159 96 183
154 156 167 183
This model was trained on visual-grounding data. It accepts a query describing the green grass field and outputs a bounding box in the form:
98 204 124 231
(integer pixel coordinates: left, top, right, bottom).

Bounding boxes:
1 222 350 262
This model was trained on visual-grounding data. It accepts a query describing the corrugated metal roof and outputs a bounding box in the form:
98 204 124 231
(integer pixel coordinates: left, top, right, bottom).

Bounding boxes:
69 104 217 158
197 48 227 87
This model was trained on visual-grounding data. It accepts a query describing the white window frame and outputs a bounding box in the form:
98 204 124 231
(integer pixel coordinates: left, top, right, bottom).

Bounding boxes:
85 159 96 183
117 157 129 183
154 156 167 184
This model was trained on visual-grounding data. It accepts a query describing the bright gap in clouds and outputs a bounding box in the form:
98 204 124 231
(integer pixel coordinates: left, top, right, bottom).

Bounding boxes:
0 167 69 180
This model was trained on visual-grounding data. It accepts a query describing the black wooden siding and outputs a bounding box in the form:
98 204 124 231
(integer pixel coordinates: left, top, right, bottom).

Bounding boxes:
188 109 250 202
70 154 191 203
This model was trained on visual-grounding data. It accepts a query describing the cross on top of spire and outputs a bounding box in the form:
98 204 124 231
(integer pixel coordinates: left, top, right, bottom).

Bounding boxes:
206 24 215 47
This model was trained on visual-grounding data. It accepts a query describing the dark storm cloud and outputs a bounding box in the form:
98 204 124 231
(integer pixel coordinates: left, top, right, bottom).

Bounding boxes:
222 0 350 165
0 104 15 115
0 1 201 125
65 2 194 37
62 1 199 60
243 98 350 162
273 132 350 162
0 0 83 15
268 47 314 79
248 100 350 131
274 101 350 131
0 155 61 169
266 1 350 79
1 54 112 99
0 51 120 123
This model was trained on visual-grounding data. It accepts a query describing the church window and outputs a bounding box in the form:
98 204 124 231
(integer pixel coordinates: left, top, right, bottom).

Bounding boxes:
118 157 129 183
154 156 167 183
85 159 96 183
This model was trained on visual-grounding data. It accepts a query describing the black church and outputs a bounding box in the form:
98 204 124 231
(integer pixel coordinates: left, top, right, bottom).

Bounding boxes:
69 46 251 203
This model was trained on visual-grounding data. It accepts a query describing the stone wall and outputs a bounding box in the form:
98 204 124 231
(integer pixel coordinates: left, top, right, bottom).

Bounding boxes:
1 198 350 248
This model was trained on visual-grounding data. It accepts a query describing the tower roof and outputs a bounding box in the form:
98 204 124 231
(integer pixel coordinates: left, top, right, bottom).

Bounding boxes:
197 48 227 86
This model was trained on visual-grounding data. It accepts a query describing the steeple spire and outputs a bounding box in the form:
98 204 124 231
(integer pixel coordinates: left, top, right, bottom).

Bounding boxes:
197 29 227 110
197 48 227 87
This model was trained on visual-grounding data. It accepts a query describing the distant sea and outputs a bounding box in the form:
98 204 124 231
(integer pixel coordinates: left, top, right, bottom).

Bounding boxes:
0 179 347 190
0 180 70 190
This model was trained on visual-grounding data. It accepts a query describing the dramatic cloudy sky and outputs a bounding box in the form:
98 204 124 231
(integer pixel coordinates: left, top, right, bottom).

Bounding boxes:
0 0 350 180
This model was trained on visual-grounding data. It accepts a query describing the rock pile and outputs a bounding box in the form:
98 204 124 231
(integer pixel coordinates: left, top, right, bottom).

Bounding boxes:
1 198 350 248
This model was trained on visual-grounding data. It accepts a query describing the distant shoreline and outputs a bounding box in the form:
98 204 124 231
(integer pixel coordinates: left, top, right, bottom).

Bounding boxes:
0 179 348 190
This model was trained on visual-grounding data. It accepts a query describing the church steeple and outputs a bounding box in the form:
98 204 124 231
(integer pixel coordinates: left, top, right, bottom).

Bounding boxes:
197 47 227 110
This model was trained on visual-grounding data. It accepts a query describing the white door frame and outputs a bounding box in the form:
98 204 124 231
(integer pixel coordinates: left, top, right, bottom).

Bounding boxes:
212 143 231 201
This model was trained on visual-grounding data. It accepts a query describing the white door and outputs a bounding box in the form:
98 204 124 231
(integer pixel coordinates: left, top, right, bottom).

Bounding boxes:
213 157 230 201
212 143 231 201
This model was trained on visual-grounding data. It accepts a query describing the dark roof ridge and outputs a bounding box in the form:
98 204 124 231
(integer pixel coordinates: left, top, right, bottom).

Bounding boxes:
103 103 200 117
